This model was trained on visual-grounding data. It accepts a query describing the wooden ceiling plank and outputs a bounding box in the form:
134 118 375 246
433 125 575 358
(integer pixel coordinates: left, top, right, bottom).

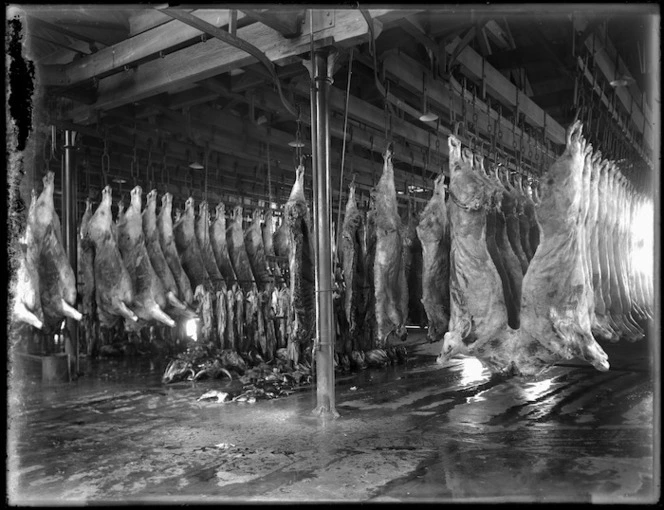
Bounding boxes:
398 17 439 56
42 10 247 87
255 83 433 172
128 10 172 37
240 9 302 38
68 9 388 114
382 50 559 164
484 20 511 50
28 15 103 46
573 16 652 144
444 36 566 145
291 80 450 157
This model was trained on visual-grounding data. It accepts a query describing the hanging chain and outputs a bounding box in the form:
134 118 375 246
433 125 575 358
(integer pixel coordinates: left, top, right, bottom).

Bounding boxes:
370 135 376 187
43 130 52 173
146 138 153 190
461 77 468 129
130 136 139 186
294 104 303 163
471 87 478 137
84 147 91 194
267 137 273 207
447 79 455 125
204 143 210 203
101 127 110 186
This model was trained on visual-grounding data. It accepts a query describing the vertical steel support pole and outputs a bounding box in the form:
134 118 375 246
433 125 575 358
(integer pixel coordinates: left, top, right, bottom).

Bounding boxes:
311 48 338 418
63 129 79 377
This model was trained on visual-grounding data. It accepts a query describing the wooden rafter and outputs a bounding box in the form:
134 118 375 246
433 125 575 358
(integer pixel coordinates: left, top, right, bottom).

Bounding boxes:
240 9 302 38
61 9 401 119
443 36 566 144
40 10 248 87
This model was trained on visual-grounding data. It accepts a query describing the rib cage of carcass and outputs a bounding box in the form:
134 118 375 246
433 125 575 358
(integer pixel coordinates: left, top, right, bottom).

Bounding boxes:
437 121 652 376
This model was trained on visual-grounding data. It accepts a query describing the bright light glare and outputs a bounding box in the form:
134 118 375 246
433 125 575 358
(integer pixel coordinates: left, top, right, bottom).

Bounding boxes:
519 377 554 401
185 319 198 341
631 201 653 279
459 356 489 385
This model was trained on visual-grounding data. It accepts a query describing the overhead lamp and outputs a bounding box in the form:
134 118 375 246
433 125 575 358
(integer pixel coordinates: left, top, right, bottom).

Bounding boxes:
610 75 636 88
187 148 204 169
419 72 438 123
288 116 305 148
112 177 126 184
256 114 268 126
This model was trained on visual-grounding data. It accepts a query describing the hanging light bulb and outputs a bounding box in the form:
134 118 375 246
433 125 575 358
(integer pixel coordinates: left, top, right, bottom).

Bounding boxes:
419 72 438 122
610 75 636 88
188 148 204 169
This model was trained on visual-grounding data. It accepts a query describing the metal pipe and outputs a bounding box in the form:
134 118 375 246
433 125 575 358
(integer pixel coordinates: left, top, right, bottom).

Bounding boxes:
311 48 338 418
63 129 79 377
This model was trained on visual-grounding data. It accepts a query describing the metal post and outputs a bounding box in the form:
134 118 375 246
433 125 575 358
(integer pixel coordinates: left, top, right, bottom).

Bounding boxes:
311 48 338 418
62 129 79 377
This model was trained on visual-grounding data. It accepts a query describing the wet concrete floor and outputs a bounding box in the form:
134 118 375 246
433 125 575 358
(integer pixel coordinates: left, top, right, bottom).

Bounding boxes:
7 332 659 504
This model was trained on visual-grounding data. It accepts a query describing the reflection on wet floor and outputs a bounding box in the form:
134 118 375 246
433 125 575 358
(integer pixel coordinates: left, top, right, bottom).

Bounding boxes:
7 333 658 504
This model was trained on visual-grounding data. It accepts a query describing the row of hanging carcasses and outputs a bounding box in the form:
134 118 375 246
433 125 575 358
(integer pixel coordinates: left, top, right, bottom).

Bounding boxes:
337 122 653 375
334 143 541 365
11 160 320 367
72 173 317 362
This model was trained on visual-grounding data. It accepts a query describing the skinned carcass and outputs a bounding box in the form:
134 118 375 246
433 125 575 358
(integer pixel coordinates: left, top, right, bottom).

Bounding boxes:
210 202 238 287
226 205 256 293
437 139 514 372
225 287 236 350
142 190 188 311
272 210 290 259
244 208 273 291
586 156 619 341
275 286 291 349
244 288 259 353
517 121 609 374
157 193 194 305
196 200 226 291
262 209 285 286
402 201 426 327
77 198 96 316
373 146 408 347
216 290 227 349
603 165 644 340
361 191 378 351
31 171 82 330
86 185 138 327
283 164 315 363
502 185 530 275
12 190 44 329
341 182 366 352
116 186 175 328
78 197 98 354
476 156 523 330
174 197 211 291
416 174 450 342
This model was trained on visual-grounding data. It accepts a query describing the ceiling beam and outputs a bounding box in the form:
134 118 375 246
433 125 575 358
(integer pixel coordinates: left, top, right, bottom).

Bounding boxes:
59 9 397 116
484 20 511 50
572 15 652 153
444 36 566 145
382 50 558 166
576 57 651 166
240 9 302 38
40 10 248 87
27 15 104 46
397 17 438 56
